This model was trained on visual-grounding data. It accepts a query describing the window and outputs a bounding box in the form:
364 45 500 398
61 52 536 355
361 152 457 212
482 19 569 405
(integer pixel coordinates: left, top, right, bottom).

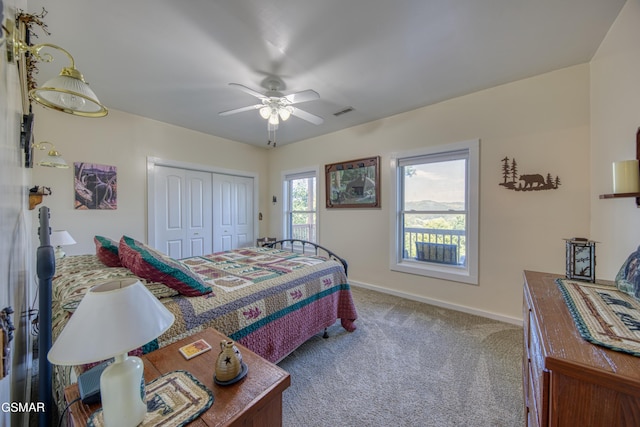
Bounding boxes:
390 140 479 284
283 169 318 243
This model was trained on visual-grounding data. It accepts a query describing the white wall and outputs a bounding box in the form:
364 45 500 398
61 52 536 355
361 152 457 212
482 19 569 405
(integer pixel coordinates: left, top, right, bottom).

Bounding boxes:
268 65 591 322
590 0 640 278
32 108 269 255
1 0 35 424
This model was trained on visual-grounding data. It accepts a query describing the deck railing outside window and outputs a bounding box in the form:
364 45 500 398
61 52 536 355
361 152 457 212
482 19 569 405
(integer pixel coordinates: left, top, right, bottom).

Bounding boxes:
291 224 316 242
404 228 466 265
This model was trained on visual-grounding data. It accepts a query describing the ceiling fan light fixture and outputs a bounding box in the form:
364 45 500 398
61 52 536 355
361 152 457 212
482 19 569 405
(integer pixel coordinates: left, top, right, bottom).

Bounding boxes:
278 106 292 121
259 106 271 120
220 82 324 139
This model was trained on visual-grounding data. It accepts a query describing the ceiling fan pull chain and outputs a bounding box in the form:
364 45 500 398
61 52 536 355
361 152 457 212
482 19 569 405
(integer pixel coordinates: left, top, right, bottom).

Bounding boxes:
267 123 277 147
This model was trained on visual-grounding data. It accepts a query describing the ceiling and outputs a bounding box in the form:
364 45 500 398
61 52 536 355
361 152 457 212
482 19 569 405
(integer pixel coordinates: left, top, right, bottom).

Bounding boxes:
26 0 625 148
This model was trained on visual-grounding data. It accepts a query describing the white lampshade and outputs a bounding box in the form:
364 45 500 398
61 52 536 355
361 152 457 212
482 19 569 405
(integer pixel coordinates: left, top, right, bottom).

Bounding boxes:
48 279 174 365
37 149 69 169
269 111 279 125
50 230 76 247
278 106 292 121
30 71 108 117
259 106 271 119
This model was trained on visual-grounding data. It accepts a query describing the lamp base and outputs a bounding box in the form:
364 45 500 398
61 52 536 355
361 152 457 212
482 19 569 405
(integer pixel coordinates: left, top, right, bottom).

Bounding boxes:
100 354 146 427
54 246 66 259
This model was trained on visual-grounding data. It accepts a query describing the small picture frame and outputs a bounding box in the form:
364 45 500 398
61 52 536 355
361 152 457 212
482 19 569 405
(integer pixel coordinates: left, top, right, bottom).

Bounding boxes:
178 338 212 360
565 238 596 282
325 156 380 208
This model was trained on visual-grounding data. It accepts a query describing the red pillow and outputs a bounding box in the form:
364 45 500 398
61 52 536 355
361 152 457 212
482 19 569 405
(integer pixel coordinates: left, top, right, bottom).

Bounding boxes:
94 236 122 267
119 236 212 297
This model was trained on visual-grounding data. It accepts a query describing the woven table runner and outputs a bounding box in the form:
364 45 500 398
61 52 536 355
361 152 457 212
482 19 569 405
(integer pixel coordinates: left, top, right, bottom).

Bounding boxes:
88 370 213 427
556 279 640 357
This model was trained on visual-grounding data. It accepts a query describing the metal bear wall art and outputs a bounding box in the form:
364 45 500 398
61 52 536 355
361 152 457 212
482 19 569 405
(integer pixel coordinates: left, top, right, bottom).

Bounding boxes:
499 156 561 192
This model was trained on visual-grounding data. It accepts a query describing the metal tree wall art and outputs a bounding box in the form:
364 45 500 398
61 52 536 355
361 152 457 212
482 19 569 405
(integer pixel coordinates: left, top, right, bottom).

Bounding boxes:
499 156 561 191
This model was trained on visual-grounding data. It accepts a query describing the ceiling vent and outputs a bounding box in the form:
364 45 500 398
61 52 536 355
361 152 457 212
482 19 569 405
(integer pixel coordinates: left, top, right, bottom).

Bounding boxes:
333 106 354 117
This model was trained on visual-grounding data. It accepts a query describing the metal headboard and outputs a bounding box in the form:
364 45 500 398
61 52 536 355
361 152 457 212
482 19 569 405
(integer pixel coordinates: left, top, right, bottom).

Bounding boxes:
264 239 348 276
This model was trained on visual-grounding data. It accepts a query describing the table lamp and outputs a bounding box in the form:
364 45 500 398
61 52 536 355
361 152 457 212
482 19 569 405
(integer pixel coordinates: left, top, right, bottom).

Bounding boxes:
50 230 76 259
48 279 175 427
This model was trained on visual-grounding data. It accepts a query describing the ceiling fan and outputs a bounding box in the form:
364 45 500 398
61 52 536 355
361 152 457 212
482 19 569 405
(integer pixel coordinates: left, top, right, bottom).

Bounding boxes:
219 79 324 145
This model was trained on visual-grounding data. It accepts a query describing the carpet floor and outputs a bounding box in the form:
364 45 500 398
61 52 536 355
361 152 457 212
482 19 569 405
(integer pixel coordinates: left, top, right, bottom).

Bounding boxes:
278 286 524 427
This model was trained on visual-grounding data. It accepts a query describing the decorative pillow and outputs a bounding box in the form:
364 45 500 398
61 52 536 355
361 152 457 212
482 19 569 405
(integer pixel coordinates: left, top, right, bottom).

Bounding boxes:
94 236 122 267
615 245 640 301
119 236 212 296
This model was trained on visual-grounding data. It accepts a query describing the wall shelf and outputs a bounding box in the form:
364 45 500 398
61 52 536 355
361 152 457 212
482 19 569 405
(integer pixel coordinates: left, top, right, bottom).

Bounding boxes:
599 128 640 207
599 192 640 199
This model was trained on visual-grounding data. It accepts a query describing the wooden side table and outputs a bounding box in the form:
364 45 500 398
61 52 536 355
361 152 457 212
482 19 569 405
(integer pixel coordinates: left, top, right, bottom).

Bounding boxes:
64 328 290 427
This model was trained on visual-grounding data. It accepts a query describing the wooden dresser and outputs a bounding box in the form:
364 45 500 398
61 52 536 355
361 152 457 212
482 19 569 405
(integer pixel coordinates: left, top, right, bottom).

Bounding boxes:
523 271 640 426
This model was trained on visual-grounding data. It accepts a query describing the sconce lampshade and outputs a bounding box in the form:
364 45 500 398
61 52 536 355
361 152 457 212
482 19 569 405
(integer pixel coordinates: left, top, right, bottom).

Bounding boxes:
48 279 175 427
30 67 108 117
38 150 69 169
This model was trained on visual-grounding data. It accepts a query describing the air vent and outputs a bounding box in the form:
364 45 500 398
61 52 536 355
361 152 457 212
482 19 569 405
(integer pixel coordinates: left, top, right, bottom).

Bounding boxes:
333 106 354 117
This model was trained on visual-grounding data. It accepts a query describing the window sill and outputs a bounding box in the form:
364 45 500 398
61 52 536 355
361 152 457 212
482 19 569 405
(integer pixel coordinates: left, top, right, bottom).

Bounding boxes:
391 260 478 285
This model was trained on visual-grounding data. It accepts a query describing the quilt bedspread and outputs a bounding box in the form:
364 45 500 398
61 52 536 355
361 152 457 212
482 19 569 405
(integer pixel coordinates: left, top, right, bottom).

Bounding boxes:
152 247 358 358
51 247 357 373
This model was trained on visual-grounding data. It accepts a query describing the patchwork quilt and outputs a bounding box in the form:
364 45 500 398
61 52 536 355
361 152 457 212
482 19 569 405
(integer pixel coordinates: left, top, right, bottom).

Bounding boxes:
155 247 358 355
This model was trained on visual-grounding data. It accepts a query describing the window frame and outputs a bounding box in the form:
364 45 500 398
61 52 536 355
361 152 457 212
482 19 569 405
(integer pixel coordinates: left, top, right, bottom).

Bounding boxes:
282 167 319 245
389 139 479 285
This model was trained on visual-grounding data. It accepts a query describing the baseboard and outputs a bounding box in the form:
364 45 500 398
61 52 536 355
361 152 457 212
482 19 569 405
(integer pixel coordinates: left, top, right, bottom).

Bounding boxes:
348 280 523 326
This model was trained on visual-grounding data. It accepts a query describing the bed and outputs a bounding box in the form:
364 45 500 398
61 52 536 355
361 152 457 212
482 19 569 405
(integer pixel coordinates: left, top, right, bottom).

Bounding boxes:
37 208 358 418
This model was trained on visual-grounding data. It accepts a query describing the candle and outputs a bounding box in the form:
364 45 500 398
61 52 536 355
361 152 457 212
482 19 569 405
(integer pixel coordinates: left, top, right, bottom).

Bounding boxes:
613 160 640 193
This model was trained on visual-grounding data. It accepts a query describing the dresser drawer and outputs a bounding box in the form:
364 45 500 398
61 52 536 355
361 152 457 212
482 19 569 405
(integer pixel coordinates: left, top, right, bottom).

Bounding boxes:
527 363 540 427
528 308 549 426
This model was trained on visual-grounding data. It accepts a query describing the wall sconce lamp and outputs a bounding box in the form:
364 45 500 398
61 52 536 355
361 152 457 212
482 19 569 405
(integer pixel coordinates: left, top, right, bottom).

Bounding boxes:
4 19 108 117
34 142 69 168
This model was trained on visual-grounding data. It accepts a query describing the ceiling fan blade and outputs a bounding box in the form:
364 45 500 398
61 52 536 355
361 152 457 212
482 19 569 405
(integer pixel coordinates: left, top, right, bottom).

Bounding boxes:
229 83 266 99
219 104 262 116
284 89 320 104
291 107 324 125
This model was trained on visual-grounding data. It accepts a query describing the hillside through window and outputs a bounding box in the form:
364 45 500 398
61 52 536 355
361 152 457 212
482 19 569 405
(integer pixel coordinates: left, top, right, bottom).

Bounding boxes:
391 140 479 284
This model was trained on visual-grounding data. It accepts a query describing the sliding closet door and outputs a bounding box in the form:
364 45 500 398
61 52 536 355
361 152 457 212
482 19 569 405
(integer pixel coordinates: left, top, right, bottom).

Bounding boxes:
154 166 213 258
212 174 254 252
